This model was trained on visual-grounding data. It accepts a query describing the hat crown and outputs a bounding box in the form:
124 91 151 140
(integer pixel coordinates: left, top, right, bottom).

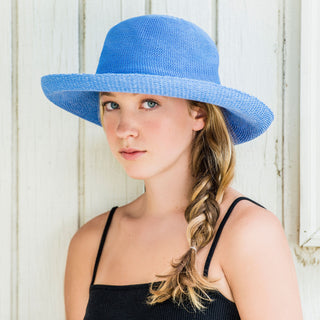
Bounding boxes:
96 15 220 84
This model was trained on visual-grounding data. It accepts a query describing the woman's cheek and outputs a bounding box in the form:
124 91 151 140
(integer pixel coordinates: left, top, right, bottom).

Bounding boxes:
104 124 118 149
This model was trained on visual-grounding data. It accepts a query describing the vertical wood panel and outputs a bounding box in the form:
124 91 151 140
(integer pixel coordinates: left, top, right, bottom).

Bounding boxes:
299 0 320 246
82 0 146 224
289 0 320 317
122 0 146 19
18 1 79 318
218 0 281 218
0 1 13 318
296 262 320 319
151 0 215 40
283 0 300 245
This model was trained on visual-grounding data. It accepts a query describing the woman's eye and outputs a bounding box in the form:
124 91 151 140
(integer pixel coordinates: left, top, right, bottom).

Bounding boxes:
143 100 158 109
103 101 119 111
102 99 159 111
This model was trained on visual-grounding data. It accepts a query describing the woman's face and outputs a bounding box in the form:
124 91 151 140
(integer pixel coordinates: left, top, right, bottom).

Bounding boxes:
100 92 205 180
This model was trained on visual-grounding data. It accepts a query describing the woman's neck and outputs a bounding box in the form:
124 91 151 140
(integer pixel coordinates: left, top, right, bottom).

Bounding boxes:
136 163 195 219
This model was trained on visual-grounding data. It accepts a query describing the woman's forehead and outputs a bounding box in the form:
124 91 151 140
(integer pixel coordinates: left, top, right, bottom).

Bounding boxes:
99 92 182 102
100 92 139 97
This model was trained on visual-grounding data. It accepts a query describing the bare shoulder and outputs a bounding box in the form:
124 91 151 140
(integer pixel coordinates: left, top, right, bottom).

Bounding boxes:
220 198 303 319
218 190 282 253
224 198 282 243
219 197 283 273
64 210 110 320
70 210 110 252
67 210 111 271
66 209 111 281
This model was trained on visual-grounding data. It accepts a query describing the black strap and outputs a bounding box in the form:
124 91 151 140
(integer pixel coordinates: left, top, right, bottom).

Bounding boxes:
203 196 265 277
90 206 118 286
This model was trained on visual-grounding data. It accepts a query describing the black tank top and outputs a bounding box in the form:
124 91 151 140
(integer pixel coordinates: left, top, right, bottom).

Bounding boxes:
83 196 265 320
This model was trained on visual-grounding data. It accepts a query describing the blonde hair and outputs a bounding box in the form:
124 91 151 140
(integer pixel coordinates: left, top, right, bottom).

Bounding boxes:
99 94 236 311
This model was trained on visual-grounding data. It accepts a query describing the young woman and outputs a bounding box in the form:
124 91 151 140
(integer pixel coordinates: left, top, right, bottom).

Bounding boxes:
41 14 303 320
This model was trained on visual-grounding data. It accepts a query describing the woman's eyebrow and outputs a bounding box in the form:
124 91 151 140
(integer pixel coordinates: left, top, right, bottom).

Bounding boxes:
100 92 113 97
100 92 140 97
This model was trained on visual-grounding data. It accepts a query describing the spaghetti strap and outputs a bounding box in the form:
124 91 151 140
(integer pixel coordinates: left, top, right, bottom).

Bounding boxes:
203 196 265 277
90 206 118 286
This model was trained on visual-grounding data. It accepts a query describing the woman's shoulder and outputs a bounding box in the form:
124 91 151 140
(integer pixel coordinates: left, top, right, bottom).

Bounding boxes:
66 208 118 279
69 209 112 255
210 188 282 275
219 192 301 317
217 188 285 272
220 189 282 255
64 209 114 319
221 187 277 226
227 194 281 243
219 188 277 234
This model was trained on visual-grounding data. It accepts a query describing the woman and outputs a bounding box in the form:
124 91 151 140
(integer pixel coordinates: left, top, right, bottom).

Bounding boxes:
41 14 303 320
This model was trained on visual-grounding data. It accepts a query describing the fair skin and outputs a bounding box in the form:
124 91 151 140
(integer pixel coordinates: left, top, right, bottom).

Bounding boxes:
64 92 303 319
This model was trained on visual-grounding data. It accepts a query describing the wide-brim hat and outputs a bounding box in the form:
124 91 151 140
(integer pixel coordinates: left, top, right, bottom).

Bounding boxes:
41 14 274 144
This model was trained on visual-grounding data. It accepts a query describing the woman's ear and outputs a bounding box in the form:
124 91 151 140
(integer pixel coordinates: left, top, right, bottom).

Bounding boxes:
191 106 206 131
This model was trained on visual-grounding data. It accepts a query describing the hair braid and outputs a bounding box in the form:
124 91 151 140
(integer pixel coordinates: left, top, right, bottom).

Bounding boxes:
146 101 236 311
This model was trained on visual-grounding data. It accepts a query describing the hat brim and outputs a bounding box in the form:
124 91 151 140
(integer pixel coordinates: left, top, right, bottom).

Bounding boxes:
41 73 274 144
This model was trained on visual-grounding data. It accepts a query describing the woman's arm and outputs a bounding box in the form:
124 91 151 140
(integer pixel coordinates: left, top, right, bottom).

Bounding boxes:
222 206 303 319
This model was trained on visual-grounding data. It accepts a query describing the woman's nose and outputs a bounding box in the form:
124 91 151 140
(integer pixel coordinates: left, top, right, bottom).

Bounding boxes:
116 111 139 139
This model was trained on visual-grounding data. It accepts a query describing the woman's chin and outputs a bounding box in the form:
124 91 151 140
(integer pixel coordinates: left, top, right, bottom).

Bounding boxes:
123 168 150 180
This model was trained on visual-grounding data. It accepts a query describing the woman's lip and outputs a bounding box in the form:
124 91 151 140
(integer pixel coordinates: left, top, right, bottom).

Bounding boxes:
120 151 146 160
119 148 145 153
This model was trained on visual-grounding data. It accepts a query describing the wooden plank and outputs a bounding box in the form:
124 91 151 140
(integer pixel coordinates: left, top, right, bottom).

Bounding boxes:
151 0 215 39
299 0 320 247
295 260 320 319
17 0 79 318
296 1 320 316
0 1 13 318
282 0 301 244
122 0 146 19
82 0 146 225
218 0 281 218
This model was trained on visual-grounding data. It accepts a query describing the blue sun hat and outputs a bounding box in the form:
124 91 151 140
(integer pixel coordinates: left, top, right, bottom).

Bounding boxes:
41 14 274 144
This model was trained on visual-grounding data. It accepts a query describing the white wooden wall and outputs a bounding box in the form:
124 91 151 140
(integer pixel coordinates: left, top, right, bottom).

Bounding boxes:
0 0 319 319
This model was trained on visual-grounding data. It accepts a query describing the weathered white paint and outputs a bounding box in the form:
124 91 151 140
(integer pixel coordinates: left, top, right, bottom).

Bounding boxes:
218 0 281 219
0 1 13 319
283 0 301 259
284 0 320 318
1 0 319 319
151 0 214 37
299 0 320 247
17 0 79 319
